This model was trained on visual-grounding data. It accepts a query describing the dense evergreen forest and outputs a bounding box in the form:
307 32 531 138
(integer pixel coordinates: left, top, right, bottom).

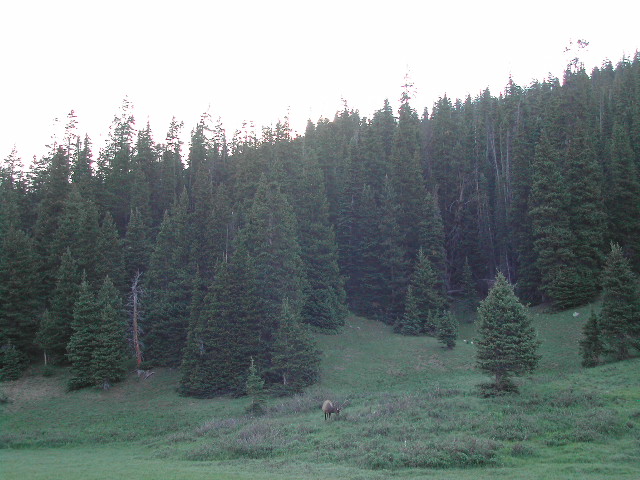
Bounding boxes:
1 54 639 395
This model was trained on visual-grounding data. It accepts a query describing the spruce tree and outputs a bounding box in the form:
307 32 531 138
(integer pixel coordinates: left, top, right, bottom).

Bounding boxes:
123 208 150 282
295 154 347 330
38 248 80 363
145 193 193 366
599 243 640 360
437 311 458 349
0 342 29 381
580 311 603 367
270 299 321 394
476 273 540 394
95 213 126 293
245 357 265 414
396 248 446 335
67 276 100 390
235 175 306 339
0 228 42 353
92 276 128 389
179 253 262 397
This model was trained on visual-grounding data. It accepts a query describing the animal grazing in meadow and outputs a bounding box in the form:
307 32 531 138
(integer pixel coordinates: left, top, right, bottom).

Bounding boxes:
322 400 341 420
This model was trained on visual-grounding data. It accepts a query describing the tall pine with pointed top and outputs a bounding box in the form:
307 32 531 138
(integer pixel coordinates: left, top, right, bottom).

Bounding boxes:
599 243 640 360
92 276 128 389
476 273 540 394
270 298 321 394
580 311 604 367
67 276 100 390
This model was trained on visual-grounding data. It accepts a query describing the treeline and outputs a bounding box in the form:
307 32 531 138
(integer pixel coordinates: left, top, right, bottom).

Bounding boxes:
1 54 639 392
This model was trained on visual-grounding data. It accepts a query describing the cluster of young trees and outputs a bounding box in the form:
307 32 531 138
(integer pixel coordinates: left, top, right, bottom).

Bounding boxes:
1 53 639 391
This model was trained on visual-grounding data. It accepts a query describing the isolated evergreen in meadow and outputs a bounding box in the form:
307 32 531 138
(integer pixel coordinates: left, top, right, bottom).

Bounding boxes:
599 243 640 360
92 276 128 389
67 276 100 390
0 228 42 353
396 248 446 335
580 311 604 367
476 273 540 394
0 342 29 381
437 311 458 349
270 299 321 393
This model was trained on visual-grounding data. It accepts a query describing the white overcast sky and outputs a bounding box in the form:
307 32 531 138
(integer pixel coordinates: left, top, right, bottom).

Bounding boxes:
1 0 639 162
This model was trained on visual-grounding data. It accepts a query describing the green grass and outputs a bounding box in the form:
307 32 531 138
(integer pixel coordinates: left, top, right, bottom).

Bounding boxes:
1 306 639 479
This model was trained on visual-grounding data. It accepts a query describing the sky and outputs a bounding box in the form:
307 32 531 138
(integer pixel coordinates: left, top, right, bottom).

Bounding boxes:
1 0 639 163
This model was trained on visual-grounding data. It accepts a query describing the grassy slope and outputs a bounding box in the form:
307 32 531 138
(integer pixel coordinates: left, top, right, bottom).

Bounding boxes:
1 304 639 479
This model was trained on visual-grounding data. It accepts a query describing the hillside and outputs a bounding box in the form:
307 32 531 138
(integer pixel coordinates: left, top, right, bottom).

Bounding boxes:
2 305 639 480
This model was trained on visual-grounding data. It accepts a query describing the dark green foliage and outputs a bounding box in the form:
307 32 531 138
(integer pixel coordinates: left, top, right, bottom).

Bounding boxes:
459 258 478 321
0 342 29 381
580 311 604 367
395 248 446 335
295 154 347 330
437 311 458 349
67 277 100 390
145 194 193 366
37 249 80 363
476 273 540 393
245 357 265 415
179 254 262 397
0 228 42 353
95 213 126 292
92 276 128 389
599 243 640 360
236 175 306 333
270 299 321 394
529 131 578 308
124 208 150 282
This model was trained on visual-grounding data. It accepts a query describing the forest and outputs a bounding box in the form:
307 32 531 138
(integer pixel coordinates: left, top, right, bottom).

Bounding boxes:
0 53 639 396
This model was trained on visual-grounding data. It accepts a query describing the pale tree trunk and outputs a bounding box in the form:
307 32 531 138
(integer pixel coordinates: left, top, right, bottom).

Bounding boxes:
130 271 144 369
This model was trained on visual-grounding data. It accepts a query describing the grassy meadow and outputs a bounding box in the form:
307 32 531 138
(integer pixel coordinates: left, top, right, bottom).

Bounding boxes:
1 304 639 479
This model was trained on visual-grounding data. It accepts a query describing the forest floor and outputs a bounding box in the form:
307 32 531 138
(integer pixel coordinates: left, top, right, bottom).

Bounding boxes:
2 304 639 479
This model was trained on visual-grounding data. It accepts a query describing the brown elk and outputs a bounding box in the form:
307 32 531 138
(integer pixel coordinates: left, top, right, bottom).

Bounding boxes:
322 400 341 420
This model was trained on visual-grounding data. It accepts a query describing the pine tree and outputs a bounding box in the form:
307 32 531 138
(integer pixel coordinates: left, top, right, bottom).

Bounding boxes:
460 257 478 321
270 299 321 394
67 276 100 390
123 208 150 282
396 248 446 335
0 228 42 353
245 357 265 414
529 130 578 308
580 311 603 367
179 253 262 397
476 273 540 394
599 243 640 360
38 248 80 363
0 342 29 381
92 276 128 389
295 153 347 330
437 311 458 349
94 213 126 292
236 175 306 338
145 193 193 366
377 176 408 323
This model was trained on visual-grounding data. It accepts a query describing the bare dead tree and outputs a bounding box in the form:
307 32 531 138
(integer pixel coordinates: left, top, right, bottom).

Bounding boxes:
129 271 144 369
